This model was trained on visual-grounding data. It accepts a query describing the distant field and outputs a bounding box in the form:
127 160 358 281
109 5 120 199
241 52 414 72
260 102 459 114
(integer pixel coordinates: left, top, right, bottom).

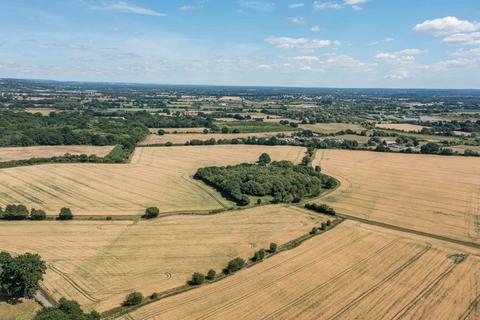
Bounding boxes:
332 134 370 143
451 145 480 153
300 123 364 133
24 108 56 115
314 149 480 245
213 121 295 133
375 123 427 132
0 146 305 216
0 299 40 320
0 205 325 312
0 145 114 162
140 132 290 145
148 128 207 134
118 220 480 320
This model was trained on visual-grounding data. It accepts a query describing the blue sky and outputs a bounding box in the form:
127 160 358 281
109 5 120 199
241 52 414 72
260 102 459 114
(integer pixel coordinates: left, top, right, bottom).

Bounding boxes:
0 0 479 88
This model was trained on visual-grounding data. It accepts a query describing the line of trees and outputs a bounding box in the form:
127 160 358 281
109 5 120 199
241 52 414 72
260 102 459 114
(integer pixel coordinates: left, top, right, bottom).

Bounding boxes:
0 205 73 221
304 203 337 216
34 298 100 320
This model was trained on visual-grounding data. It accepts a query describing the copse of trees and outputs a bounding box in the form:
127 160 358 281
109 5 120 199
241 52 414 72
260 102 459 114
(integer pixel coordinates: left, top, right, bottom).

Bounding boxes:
189 272 206 285
304 203 337 216
194 156 335 206
0 251 46 300
34 298 100 320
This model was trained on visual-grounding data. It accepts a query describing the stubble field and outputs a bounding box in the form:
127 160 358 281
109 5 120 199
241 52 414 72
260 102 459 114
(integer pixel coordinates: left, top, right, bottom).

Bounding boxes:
314 149 480 245
0 145 114 162
139 132 290 145
375 123 427 132
117 220 480 320
0 205 324 312
0 145 305 216
300 123 364 133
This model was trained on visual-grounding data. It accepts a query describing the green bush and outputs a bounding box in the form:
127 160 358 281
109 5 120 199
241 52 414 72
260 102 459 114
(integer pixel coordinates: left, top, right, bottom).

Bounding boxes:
57 207 73 220
223 257 245 274
190 272 205 285
30 208 47 221
269 242 278 253
206 269 216 280
123 291 143 306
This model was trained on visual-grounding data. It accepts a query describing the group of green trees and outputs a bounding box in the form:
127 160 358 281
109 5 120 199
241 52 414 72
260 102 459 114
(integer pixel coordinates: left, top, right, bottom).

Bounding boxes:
0 205 73 221
194 154 335 206
0 110 147 148
0 252 46 301
34 298 100 320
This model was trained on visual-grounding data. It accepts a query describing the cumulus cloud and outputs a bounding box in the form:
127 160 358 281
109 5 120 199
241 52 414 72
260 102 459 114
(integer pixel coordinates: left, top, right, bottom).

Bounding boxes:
414 17 478 35
265 36 340 49
375 48 424 64
452 47 480 57
319 54 372 69
311 25 321 32
384 71 410 80
368 37 394 46
238 1 275 12
88 1 165 16
442 32 480 46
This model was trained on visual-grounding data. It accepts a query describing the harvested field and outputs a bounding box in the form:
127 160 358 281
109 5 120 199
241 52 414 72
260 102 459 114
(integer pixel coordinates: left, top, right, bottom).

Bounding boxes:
332 134 370 143
300 123 364 134
376 123 427 132
0 205 325 312
140 132 290 145
148 128 206 134
0 146 305 216
314 149 480 245
0 145 114 162
117 221 480 320
0 299 40 320
24 108 56 115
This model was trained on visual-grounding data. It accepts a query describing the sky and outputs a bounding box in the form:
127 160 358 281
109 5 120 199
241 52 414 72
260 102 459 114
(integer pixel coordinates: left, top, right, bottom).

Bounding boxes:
0 0 479 88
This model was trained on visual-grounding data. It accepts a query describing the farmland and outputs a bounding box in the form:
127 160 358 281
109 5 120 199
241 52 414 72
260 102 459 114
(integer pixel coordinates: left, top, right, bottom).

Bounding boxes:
0 145 114 162
314 149 480 245
0 145 305 216
148 128 207 134
0 205 325 312
139 132 290 145
117 220 480 320
300 123 364 133
0 299 40 320
375 123 427 132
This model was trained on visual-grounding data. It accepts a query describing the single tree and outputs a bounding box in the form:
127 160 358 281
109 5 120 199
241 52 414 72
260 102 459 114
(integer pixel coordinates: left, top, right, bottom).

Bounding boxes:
30 208 47 221
142 207 159 219
57 207 73 220
206 269 216 280
123 291 143 306
190 272 205 285
269 242 278 253
257 153 271 165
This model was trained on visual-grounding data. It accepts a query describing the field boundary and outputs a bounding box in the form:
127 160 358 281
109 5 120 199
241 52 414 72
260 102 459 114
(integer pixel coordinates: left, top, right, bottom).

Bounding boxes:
101 218 344 319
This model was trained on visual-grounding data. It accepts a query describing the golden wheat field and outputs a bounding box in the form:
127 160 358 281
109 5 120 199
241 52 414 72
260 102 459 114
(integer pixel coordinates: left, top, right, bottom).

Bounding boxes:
0 205 325 312
300 123 364 133
314 149 480 244
139 132 290 145
0 145 114 162
117 220 480 320
375 123 427 132
0 145 305 216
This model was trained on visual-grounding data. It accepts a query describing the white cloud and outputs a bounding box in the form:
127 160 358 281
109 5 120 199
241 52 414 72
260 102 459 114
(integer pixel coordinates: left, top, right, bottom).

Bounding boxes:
344 0 367 4
320 54 372 69
375 48 425 64
385 71 409 80
288 2 304 8
290 55 319 63
180 5 196 11
265 36 340 49
238 1 275 12
313 1 342 10
368 37 394 46
442 32 480 46
452 47 480 57
288 17 305 24
414 17 478 35
311 25 321 32
89 1 165 16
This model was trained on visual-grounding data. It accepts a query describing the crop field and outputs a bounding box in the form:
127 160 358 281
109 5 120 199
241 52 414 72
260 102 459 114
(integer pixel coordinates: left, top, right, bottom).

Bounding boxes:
375 123 427 132
117 220 480 320
0 299 40 320
0 145 305 216
0 145 114 162
0 205 324 312
148 128 207 134
213 121 296 133
139 132 290 145
300 123 364 133
314 149 480 244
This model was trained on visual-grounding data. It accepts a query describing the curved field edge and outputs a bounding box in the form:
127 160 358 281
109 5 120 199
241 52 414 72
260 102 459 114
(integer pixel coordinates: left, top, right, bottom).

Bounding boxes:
311 149 480 246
